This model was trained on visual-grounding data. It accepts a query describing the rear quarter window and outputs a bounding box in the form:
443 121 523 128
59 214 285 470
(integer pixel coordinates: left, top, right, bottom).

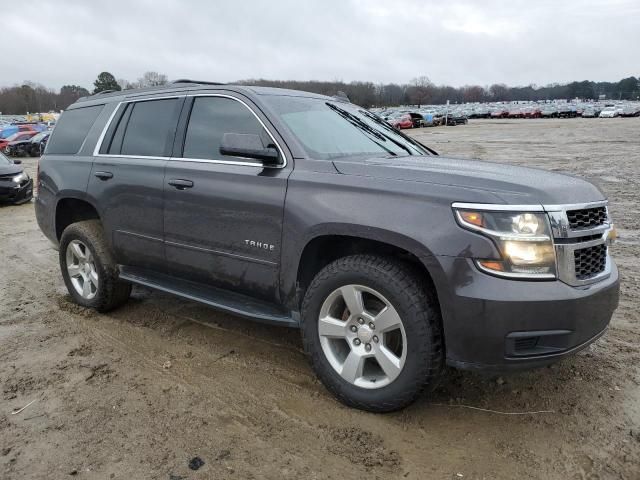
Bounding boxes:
46 105 104 155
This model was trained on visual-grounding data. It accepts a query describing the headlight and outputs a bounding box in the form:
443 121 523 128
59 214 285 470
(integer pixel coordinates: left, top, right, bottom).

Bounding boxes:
12 172 29 184
454 207 556 279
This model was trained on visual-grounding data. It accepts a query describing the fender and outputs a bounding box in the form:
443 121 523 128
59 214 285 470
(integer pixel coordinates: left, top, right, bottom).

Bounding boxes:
280 222 451 312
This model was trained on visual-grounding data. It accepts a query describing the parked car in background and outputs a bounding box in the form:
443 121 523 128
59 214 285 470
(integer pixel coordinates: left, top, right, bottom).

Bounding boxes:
599 107 618 118
0 151 33 204
490 107 509 119
5 131 50 157
0 131 38 151
446 110 468 125
472 106 490 118
620 105 640 117
418 110 437 126
407 112 425 128
0 124 37 140
540 105 558 118
508 107 523 119
582 107 598 118
388 113 413 129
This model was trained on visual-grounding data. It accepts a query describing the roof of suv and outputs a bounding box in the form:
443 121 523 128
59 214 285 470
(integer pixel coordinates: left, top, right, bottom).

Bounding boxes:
74 81 336 108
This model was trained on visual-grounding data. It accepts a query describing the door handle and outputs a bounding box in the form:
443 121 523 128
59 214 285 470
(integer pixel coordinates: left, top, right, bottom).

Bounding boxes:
94 171 113 180
168 179 194 190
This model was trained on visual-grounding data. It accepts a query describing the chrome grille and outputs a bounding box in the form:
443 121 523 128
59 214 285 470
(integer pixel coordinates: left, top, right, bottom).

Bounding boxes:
574 244 607 280
566 206 607 230
546 201 612 286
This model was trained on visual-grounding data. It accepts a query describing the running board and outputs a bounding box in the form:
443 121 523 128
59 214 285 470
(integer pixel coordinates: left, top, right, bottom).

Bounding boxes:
119 266 298 328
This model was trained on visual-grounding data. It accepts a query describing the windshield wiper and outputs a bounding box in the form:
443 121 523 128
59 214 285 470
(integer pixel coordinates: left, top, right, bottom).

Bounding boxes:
359 110 438 156
327 103 414 156
325 103 397 156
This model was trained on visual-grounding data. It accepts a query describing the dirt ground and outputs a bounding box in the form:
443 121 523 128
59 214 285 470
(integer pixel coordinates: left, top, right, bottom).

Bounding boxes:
1 118 639 480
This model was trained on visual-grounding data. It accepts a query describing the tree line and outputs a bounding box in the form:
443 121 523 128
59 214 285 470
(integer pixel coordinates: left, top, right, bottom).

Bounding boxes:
242 75 640 107
0 71 638 115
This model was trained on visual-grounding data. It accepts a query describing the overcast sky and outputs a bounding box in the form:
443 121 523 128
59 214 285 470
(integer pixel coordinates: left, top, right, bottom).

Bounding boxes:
6 0 639 90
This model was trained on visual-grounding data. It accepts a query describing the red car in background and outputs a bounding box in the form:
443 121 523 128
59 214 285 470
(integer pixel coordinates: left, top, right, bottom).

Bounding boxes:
0 132 38 151
389 113 413 129
490 107 509 118
522 106 542 118
17 124 38 132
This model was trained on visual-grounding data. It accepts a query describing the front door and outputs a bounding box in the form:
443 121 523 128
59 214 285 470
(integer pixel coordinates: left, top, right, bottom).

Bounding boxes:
163 94 290 302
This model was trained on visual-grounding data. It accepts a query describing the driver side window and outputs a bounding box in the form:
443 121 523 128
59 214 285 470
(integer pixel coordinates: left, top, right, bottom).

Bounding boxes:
183 96 273 161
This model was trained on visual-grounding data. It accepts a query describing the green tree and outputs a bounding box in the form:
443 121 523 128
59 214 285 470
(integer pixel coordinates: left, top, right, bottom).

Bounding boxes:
59 85 90 109
93 72 121 94
615 76 639 100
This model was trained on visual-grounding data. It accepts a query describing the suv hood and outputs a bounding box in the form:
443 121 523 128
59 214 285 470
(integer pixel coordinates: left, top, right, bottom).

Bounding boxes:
0 164 22 176
333 155 605 205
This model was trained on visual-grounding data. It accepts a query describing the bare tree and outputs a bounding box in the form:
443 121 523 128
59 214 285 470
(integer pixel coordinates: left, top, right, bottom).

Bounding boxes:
407 76 434 107
137 71 169 88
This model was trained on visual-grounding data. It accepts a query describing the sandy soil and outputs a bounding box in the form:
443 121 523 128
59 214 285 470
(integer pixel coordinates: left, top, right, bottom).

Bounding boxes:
1 118 638 479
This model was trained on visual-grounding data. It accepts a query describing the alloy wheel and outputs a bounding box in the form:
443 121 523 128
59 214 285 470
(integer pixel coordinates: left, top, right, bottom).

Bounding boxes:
318 284 407 389
66 240 99 300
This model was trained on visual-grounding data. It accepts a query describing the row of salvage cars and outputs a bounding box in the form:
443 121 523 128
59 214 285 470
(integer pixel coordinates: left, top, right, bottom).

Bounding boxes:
371 101 640 128
0 121 48 205
483 102 640 119
0 123 50 157
374 108 469 129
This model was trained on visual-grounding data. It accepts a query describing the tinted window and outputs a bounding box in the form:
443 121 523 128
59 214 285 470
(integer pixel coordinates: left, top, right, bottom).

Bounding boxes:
105 103 132 154
46 105 104 154
120 98 179 157
183 96 270 160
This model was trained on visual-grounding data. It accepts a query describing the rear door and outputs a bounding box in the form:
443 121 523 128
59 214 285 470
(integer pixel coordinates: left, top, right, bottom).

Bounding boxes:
163 93 291 302
88 96 184 272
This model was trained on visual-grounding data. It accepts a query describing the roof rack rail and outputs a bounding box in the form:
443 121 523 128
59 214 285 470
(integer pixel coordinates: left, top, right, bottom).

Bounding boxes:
171 79 226 86
93 89 117 96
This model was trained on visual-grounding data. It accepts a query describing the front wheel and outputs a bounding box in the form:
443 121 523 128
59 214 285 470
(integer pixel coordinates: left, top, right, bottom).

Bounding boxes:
60 220 131 312
301 255 444 412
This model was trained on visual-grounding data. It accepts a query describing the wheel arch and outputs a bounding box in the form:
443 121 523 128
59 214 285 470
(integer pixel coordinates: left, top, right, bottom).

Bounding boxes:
55 196 101 241
290 226 446 315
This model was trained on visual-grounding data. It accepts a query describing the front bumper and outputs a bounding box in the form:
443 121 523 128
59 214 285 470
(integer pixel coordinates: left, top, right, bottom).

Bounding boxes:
435 255 619 372
0 178 33 204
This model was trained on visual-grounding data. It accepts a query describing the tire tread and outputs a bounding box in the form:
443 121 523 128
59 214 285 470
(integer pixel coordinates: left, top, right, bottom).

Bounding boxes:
301 254 444 412
59 220 131 312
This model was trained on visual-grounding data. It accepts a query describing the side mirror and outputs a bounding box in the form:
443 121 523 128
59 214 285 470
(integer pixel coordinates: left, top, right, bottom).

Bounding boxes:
13 159 22 165
220 133 280 165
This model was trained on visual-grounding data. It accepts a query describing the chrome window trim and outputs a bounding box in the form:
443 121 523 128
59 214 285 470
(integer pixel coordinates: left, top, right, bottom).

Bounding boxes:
92 93 287 169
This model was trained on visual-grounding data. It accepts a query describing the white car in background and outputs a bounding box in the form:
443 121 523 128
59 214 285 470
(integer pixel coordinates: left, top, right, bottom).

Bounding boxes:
599 106 618 118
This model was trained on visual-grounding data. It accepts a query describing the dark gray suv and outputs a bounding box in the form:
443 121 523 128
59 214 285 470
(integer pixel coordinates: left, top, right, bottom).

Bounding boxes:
35 81 619 411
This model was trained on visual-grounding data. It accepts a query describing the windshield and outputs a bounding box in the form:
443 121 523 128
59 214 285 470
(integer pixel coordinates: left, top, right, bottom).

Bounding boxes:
0 151 11 165
263 96 432 160
31 132 47 142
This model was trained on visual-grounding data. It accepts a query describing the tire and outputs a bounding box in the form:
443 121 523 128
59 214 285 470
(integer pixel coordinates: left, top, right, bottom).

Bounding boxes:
59 220 131 312
301 254 444 412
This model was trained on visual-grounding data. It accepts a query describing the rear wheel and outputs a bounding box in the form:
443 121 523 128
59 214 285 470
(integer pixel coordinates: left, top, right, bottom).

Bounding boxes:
301 255 444 412
60 220 131 312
